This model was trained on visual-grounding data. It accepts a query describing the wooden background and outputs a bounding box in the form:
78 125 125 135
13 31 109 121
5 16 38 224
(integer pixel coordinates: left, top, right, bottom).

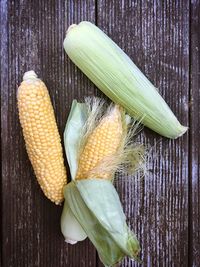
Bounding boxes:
1 0 199 266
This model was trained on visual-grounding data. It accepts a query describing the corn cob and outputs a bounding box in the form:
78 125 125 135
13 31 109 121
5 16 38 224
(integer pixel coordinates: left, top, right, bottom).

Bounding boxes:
17 70 67 204
64 21 187 139
62 99 142 265
76 105 123 180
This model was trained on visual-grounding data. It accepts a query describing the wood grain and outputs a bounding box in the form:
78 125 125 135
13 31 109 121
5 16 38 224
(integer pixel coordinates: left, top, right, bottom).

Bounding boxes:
1 1 8 266
1 0 199 266
190 0 200 265
1 1 97 267
97 1 189 266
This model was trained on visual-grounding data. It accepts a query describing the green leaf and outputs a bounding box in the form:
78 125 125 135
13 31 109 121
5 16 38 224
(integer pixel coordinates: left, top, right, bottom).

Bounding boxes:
64 100 88 180
61 196 87 244
64 179 140 266
61 100 88 243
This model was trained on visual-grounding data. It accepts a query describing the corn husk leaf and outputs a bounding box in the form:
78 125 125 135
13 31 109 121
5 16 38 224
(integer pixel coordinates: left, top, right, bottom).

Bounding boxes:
61 200 87 243
61 100 88 243
64 21 187 139
64 100 88 180
64 179 140 266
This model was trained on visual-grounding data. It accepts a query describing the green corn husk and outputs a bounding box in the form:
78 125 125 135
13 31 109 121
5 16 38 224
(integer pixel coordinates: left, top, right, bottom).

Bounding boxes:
61 100 88 243
63 21 187 139
64 179 141 266
61 99 144 266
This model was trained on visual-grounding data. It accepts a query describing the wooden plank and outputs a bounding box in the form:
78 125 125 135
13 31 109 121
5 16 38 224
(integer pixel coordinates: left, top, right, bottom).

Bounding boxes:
1 1 8 267
190 0 200 265
1 0 97 266
97 0 189 266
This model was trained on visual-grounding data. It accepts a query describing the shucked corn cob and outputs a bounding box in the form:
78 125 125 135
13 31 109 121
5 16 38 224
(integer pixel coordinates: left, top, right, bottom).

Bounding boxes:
76 105 123 180
17 71 67 204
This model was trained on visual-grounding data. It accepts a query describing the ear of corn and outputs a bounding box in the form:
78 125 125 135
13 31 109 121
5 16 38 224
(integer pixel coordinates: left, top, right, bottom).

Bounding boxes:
64 21 187 139
76 105 124 180
18 70 67 204
61 98 144 265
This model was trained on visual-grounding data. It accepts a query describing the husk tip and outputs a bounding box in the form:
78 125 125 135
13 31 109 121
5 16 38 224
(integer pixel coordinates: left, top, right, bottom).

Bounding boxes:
176 124 188 139
66 24 77 36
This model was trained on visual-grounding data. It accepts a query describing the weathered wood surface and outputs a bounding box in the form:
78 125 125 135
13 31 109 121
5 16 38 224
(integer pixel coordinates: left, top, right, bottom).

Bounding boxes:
1 0 199 266
97 1 190 266
1 1 97 267
190 0 200 266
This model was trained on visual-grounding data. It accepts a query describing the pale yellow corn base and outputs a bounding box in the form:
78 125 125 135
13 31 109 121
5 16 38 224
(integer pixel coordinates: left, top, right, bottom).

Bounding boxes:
18 74 67 204
76 106 123 180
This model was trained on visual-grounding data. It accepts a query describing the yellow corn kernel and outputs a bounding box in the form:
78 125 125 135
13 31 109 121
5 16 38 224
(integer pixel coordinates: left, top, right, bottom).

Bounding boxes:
17 70 67 204
76 106 123 180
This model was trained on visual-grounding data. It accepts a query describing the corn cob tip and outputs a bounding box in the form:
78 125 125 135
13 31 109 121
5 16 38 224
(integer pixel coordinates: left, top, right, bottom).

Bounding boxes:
65 239 78 245
23 70 38 81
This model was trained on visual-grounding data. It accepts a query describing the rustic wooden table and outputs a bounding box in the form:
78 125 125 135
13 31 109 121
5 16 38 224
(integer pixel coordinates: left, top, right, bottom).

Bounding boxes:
1 0 199 266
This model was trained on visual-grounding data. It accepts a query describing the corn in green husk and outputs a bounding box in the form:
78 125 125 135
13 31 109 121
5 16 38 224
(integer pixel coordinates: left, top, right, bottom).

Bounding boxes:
63 21 187 139
61 99 145 266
